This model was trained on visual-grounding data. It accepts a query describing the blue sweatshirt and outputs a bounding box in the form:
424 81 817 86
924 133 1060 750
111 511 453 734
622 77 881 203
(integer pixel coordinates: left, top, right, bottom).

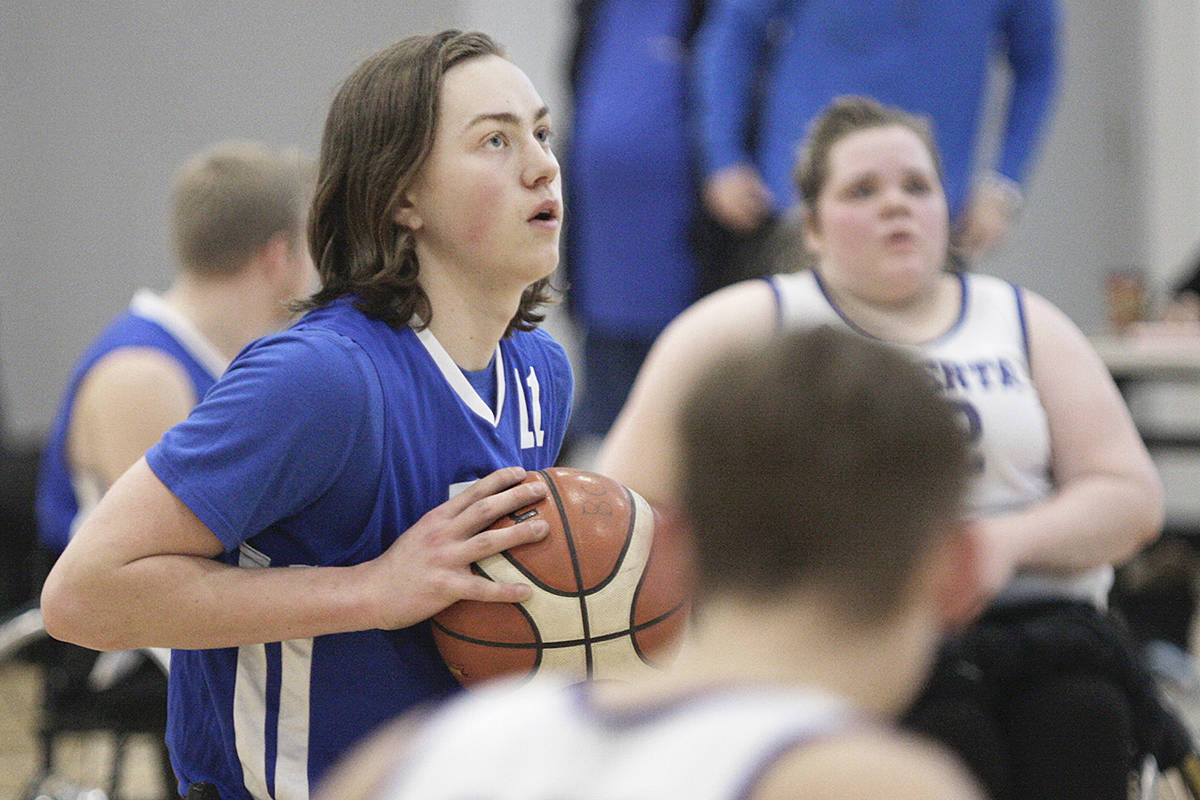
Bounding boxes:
694 0 1059 218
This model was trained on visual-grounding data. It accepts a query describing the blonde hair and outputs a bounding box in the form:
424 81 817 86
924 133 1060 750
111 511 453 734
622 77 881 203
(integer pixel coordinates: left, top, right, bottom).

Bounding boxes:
170 140 314 276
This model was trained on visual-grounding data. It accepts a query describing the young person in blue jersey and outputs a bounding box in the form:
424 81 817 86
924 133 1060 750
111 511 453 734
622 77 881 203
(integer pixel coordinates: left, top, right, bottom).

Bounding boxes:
597 97 1179 800
30 140 315 794
41 30 572 800
315 326 985 800
692 0 1059 282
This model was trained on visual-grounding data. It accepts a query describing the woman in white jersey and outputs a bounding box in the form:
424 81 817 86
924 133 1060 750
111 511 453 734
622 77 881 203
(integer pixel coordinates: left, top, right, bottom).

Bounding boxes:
597 96 1175 800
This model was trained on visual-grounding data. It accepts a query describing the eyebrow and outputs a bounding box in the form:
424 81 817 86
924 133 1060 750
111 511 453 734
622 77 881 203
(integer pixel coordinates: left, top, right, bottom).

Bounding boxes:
464 106 550 130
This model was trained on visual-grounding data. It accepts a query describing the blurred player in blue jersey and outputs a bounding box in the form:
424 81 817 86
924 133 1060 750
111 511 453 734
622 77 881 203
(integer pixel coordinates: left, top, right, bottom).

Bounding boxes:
42 30 574 800
33 139 315 796
37 140 315 557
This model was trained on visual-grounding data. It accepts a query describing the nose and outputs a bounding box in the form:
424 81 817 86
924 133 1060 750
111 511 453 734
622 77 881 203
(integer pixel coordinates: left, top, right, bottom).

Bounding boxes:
522 136 559 189
880 184 912 216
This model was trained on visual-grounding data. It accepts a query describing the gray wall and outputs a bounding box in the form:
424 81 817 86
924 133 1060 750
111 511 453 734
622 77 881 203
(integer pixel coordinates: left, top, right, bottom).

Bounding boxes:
982 0 1146 323
1 0 1192 438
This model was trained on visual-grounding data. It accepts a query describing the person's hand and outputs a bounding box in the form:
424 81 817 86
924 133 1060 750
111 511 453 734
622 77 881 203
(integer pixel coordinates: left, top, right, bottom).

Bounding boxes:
970 518 1018 602
703 164 774 234
363 467 551 630
954 175 1022 260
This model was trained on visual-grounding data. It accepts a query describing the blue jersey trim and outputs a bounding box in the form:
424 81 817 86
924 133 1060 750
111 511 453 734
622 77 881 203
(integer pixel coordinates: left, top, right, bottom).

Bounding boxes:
1012 281 1032 365
811 269 968 345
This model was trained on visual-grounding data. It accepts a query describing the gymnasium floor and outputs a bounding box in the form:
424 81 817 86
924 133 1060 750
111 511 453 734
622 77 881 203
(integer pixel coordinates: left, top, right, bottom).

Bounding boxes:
0 658 165 799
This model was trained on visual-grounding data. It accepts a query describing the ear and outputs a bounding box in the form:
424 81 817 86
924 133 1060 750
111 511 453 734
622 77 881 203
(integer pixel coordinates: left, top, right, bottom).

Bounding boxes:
800 206 823 256
256 232 293 280
391 192 423 231
929 521 987 631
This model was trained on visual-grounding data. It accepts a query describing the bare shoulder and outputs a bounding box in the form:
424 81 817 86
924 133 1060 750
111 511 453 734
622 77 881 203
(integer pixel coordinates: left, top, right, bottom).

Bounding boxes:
654 278 780 363
75 346 197 416
752 728 985 800
70 346 200 484
1017 286 1125 408
1018 286 1096 360
595 279 777 503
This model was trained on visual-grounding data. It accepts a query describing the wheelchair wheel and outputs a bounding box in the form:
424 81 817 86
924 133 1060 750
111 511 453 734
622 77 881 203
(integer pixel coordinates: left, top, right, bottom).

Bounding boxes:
0 601 174 800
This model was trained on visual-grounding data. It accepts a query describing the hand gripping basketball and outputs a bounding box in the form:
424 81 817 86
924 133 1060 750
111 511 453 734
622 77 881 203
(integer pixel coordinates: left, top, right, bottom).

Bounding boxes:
432 468 694 685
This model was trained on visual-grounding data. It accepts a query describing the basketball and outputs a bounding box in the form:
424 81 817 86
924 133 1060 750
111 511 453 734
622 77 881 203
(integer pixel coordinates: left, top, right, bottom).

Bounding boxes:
431 467 693 686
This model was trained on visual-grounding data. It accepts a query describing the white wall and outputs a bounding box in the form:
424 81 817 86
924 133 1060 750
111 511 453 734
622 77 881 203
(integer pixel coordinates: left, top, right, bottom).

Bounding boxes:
982 1 1145 324
1140 0 1200 288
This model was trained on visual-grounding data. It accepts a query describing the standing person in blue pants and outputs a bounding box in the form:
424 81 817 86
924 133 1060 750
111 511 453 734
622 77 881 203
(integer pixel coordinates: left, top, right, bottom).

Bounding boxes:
562 0 709 461
693 0 1059 285
41 30 574 800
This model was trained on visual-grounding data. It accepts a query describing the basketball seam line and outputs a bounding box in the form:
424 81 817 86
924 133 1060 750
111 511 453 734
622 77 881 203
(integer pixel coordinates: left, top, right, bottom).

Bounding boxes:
428 603 686 650
540 469 594 677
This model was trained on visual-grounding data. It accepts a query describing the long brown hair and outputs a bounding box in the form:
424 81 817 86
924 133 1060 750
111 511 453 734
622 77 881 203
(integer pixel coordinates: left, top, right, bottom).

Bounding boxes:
300 30 556 334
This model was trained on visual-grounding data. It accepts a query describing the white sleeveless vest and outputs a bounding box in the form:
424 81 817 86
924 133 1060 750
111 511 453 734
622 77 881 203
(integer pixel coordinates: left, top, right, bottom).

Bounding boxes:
379 677 854 800
771 269 1111 605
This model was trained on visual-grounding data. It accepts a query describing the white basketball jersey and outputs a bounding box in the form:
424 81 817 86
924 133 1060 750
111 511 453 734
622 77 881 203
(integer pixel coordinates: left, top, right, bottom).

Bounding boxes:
377 678 853 800
771 270 1110 604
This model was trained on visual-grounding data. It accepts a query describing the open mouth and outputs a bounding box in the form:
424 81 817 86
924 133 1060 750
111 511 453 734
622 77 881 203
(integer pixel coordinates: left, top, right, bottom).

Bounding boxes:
529 200 560 224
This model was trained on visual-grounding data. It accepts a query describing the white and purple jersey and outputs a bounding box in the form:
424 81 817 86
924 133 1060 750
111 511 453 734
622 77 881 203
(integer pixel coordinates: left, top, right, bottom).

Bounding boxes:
770 269 1110 605
378 677 854 800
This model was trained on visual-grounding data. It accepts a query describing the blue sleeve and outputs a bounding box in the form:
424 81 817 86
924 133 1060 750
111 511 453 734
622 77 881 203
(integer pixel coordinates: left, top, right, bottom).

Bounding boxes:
995 0 1060 184
145 330 381 552
692 0 794 177
546 334 575 464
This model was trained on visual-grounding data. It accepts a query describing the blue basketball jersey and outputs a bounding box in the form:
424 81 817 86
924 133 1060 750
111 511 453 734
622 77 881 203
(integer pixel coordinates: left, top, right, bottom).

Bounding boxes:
145 298 573 800
36 290 225 553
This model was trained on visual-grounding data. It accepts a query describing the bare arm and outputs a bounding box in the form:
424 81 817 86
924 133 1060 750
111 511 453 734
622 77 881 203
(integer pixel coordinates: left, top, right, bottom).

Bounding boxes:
41 461 551 651
596 280 779 508
976 291 1163 589
70 347 198 490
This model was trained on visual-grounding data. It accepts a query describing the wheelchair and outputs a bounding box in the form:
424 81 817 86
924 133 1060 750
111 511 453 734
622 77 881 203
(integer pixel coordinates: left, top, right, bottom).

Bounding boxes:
0 600 173 800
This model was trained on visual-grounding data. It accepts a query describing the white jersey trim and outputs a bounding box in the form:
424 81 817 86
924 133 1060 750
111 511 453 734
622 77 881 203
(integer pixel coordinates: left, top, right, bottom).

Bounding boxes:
234 545 272 798
128 288 228 380
414 326 506 427
275 635 313 800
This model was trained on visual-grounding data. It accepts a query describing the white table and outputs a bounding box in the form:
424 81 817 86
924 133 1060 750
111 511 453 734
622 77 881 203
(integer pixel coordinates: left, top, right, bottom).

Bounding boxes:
1091 333 1200 530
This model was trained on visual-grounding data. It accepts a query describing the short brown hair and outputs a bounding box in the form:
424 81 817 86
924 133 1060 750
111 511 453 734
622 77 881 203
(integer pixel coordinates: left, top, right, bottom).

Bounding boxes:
303 30 556 335
678 326 968 622
793 95 943 210
170 140 313 277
